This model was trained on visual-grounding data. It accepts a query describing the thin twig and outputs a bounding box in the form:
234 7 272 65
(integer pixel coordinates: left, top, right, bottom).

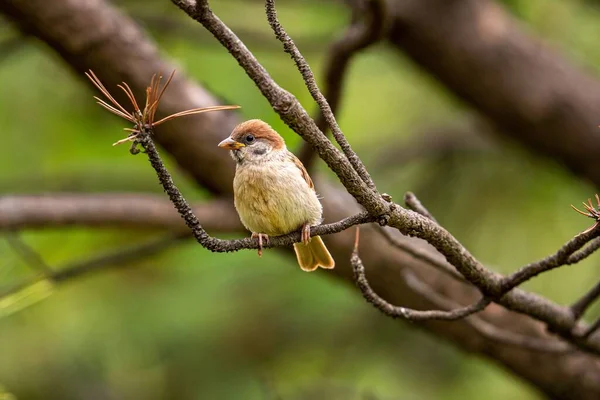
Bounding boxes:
566 238 600 264
501 227 600 292
352 228 489 321
0 232 190 300
299 0 386 170
571 280 600 321
4 233 53 275
264 0 377 191
401 268 571 353
583 318 600 339
404 192 437 223
374 225 465 283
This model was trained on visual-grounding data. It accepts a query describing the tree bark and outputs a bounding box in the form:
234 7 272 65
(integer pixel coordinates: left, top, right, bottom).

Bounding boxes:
2 0 600 398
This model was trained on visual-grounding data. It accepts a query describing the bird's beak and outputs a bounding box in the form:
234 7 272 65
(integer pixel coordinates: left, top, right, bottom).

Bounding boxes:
218 137 245 150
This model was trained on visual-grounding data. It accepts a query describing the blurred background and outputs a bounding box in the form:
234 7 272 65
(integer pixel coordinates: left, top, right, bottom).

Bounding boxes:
1 0 600 399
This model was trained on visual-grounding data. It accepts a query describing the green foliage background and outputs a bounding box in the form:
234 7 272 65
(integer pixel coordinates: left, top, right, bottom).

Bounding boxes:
1 0 600 398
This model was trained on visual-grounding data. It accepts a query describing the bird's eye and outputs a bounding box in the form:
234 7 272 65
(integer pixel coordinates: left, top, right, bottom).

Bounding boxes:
245 134 255 143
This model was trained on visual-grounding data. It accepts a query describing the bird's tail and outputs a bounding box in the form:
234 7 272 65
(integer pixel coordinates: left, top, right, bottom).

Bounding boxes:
293 235 335 272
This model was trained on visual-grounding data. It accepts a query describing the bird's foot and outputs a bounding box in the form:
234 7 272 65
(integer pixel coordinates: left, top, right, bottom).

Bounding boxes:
251 232 270 257
301 224 311 245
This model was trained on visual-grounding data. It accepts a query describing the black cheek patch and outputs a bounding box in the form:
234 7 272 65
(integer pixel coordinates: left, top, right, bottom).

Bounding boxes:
252 147 267 155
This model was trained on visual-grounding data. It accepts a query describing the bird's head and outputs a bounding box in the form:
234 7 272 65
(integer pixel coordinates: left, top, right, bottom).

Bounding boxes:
218 119 286 163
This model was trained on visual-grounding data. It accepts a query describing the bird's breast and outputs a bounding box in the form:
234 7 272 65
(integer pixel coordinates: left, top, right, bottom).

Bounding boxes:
233 162 322 236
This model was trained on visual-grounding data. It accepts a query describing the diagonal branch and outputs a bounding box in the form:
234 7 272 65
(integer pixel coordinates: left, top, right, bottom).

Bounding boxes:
571 280 600 321
0 232 190 301
401 267 572 353
265 0 377 191
298 0 386 170
352 234 489 321
501 227 600 293
404 191 437 223
374 225 466 283
5 233 54 275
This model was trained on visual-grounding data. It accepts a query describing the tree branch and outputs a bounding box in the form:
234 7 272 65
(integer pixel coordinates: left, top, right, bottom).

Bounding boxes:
0 194 242 232
298 0 386 170
264 0 377 190
352 229 489 321
571 280 600 321
501 227 600 293
5 232 53 275
1 232 190 300
401 267 572 353
404 191 437 223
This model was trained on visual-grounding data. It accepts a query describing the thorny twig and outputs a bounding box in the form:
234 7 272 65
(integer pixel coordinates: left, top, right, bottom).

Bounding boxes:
85 69 240 146
299 0 386 170
571 194 600 235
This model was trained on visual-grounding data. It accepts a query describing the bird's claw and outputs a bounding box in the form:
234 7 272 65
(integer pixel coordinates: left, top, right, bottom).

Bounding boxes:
251 232 269 257
301 224 311 245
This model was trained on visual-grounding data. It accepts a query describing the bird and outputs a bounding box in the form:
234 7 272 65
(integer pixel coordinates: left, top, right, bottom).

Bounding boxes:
218 119 335 272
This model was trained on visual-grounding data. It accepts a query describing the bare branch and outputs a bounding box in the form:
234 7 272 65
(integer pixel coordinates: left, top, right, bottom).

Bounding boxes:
264 0 377 191
501 227 600 293
404 192 437 223
571 280 600 321
374 225 465 283
299 0 386 170
1 232 189 300
401 268 571 353
567 238 600 265
584 318 600 339
0 194 242 232
352 228 489 321
4 233 53 275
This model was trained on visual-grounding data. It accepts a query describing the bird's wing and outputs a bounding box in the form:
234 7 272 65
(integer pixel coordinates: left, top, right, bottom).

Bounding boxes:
287 151 315 191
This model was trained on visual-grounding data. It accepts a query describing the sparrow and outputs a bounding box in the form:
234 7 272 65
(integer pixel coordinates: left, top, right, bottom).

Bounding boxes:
218 119 335 271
